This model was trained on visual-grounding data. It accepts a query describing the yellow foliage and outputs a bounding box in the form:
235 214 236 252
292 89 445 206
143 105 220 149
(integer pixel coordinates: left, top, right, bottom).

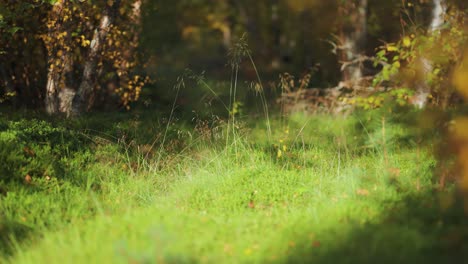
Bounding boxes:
37 0 149 109
451 50 468 199
453 50 468 100
451 118 468 142
403 36 411 47
386 45 398 52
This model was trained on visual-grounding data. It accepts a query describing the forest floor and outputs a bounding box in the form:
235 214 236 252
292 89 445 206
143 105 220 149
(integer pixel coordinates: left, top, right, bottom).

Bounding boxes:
1 108 468 263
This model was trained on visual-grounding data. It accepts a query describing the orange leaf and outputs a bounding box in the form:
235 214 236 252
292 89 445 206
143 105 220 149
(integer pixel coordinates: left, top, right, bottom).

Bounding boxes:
24 174 32 184
356 189 370 196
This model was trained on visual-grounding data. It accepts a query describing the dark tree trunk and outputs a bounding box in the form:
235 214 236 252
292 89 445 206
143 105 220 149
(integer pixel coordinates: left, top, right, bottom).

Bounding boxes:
0 63 17 107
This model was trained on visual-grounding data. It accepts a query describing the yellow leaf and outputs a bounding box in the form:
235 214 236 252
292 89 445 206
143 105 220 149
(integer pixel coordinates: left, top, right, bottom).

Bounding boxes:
356 189 370 196
277 149 282 158
387 45 398 52
403 36 411 47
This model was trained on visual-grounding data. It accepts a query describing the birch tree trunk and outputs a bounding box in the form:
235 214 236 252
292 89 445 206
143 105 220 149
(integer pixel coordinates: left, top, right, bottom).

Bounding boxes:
412 0 446 108
58 54 76 117
45 68 60 114
71 0 121 115
340 0 368 84
44 0 65 114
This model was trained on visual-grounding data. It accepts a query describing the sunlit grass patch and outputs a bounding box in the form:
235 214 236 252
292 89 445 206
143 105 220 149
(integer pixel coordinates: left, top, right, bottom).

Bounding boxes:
0 110 462 263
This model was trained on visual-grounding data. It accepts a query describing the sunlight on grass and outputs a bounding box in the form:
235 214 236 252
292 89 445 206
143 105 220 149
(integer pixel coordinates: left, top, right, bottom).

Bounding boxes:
1 111 448 264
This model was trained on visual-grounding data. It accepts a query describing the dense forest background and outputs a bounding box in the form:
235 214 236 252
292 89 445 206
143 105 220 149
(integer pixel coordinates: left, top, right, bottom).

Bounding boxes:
0 0 466 114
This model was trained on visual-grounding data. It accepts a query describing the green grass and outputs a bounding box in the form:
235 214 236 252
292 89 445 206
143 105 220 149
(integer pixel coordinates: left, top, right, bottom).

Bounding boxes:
1 109 467 263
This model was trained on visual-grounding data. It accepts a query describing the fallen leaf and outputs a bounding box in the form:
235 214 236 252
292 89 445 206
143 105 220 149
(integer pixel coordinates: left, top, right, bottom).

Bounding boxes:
23 146 35 157
388 167 401 177
223 244 233 255
24 174 32 184
356 189 370 196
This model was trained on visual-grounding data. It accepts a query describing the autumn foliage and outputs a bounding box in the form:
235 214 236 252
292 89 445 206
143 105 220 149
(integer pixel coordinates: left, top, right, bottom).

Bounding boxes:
0 0 147 113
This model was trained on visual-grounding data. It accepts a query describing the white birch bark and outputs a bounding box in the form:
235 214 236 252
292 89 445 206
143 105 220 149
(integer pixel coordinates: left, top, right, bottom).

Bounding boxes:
72 0 120 114
339 0 368 88
413 0 446 108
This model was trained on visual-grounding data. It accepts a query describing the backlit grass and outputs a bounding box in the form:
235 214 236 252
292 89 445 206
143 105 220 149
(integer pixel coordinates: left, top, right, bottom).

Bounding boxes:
1 110 466 263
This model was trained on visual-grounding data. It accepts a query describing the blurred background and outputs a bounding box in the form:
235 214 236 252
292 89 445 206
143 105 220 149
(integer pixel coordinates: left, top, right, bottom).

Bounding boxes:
1 0 466 116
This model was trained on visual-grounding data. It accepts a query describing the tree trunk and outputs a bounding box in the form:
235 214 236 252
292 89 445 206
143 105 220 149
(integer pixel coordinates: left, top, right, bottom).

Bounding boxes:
340 0 368 83
0 63 20 108
58 54 76 117
0 64 15 103
270 0 281 70
72 0 121 115
412 0 446 108
430 0 445 32
45 69 60 114
44 0 65 114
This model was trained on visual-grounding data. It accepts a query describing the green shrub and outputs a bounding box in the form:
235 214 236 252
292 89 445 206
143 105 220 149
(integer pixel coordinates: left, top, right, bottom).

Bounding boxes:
0 119 90 185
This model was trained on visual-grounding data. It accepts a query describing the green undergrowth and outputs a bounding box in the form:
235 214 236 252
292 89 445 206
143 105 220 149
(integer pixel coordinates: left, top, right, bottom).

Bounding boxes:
1 109 467 263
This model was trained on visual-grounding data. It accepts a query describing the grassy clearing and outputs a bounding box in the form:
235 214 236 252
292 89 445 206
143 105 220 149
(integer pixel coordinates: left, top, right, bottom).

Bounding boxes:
1 109 467 263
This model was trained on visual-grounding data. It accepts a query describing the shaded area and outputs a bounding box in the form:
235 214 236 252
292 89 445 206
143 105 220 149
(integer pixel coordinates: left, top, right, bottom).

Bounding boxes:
287 189 468 264
0 220 33 257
